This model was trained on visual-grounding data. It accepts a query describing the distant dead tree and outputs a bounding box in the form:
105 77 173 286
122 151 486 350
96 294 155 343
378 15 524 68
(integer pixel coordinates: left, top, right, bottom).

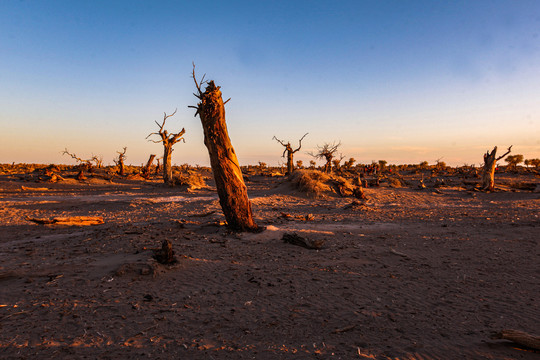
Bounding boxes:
272 133 308 175
481 145 512 192
141 154 156 178
189 65 259 232
114 147 127 176
146 110 185 185
61 148 98 179
309 141 341 173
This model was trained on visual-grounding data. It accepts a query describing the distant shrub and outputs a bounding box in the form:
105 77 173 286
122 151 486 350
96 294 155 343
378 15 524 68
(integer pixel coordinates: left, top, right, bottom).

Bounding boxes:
505 154 524 168
388 177 402 188
524 158 540 168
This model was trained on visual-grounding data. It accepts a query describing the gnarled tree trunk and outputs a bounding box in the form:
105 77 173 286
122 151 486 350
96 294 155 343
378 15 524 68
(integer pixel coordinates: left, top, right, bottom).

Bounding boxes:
192 77 258 232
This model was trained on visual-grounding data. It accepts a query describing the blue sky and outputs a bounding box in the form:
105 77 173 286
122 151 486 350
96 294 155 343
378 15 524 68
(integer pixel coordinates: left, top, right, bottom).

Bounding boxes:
1 1 539 166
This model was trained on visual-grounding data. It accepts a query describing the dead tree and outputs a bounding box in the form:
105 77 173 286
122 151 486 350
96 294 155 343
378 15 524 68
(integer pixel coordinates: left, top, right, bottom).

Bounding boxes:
481 145 512 192
146 110 185 184
272 133 308 175
62 148 96 179
141 154 156 178
309 142 341 173
189 65 258 232
114 147 127 176
155 157 162 175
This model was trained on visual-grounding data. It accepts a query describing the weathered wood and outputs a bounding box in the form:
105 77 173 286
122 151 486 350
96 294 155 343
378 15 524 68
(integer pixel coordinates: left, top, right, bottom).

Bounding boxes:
492 329 540 350
282 232 324 250
191 70 259 232
26 216 104 226
481 145 512 192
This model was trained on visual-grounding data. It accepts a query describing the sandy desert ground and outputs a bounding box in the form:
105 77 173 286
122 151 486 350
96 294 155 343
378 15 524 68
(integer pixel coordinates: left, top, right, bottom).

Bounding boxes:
0 165 538 359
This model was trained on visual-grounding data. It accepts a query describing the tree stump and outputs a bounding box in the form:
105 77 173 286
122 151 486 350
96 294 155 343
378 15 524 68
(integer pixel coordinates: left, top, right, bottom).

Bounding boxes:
153 240 176 264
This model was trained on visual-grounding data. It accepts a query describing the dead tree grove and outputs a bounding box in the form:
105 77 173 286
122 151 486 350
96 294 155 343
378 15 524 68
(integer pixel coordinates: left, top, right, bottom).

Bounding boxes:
190 66 259 232
146 110 185 185
481 145 512 192
272 133 308 175
309 142 341 173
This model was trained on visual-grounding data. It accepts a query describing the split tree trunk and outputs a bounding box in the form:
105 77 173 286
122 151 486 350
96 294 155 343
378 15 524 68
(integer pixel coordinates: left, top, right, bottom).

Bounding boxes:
194 81 258 232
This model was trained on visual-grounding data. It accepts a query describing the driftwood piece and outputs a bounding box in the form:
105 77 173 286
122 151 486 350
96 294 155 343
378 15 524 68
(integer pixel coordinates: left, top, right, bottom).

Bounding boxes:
491 329 540 350
282 232 324 250
26 216 104 226
153 240 177 264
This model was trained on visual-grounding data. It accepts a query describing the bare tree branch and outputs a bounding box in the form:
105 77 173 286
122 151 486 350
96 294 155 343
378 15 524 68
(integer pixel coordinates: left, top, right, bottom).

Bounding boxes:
192 62 206 98
293 132 309 153
496 145 513 161
272 136 287 147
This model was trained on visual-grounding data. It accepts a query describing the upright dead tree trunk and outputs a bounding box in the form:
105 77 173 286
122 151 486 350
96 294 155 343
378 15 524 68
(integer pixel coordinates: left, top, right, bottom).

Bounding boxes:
190 66 258 232
142 154 156 178
481 145 512 192
146 110 185 185
155 157 162 175
273 133 308 175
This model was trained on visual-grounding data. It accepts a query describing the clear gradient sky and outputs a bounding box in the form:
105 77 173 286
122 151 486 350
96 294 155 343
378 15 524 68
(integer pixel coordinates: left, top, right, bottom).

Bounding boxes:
1 1 539 167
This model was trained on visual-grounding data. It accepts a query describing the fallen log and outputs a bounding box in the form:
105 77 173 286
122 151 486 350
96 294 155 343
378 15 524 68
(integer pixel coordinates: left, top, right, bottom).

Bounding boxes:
282 232 324 250
491 329 540 350
26 216 104 226
21 186 49 191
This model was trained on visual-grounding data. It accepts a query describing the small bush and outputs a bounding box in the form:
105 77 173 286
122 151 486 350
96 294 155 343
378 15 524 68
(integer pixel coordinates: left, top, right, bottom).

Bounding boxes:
289 170 332 197
388 177 402 188
174 172 207 190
